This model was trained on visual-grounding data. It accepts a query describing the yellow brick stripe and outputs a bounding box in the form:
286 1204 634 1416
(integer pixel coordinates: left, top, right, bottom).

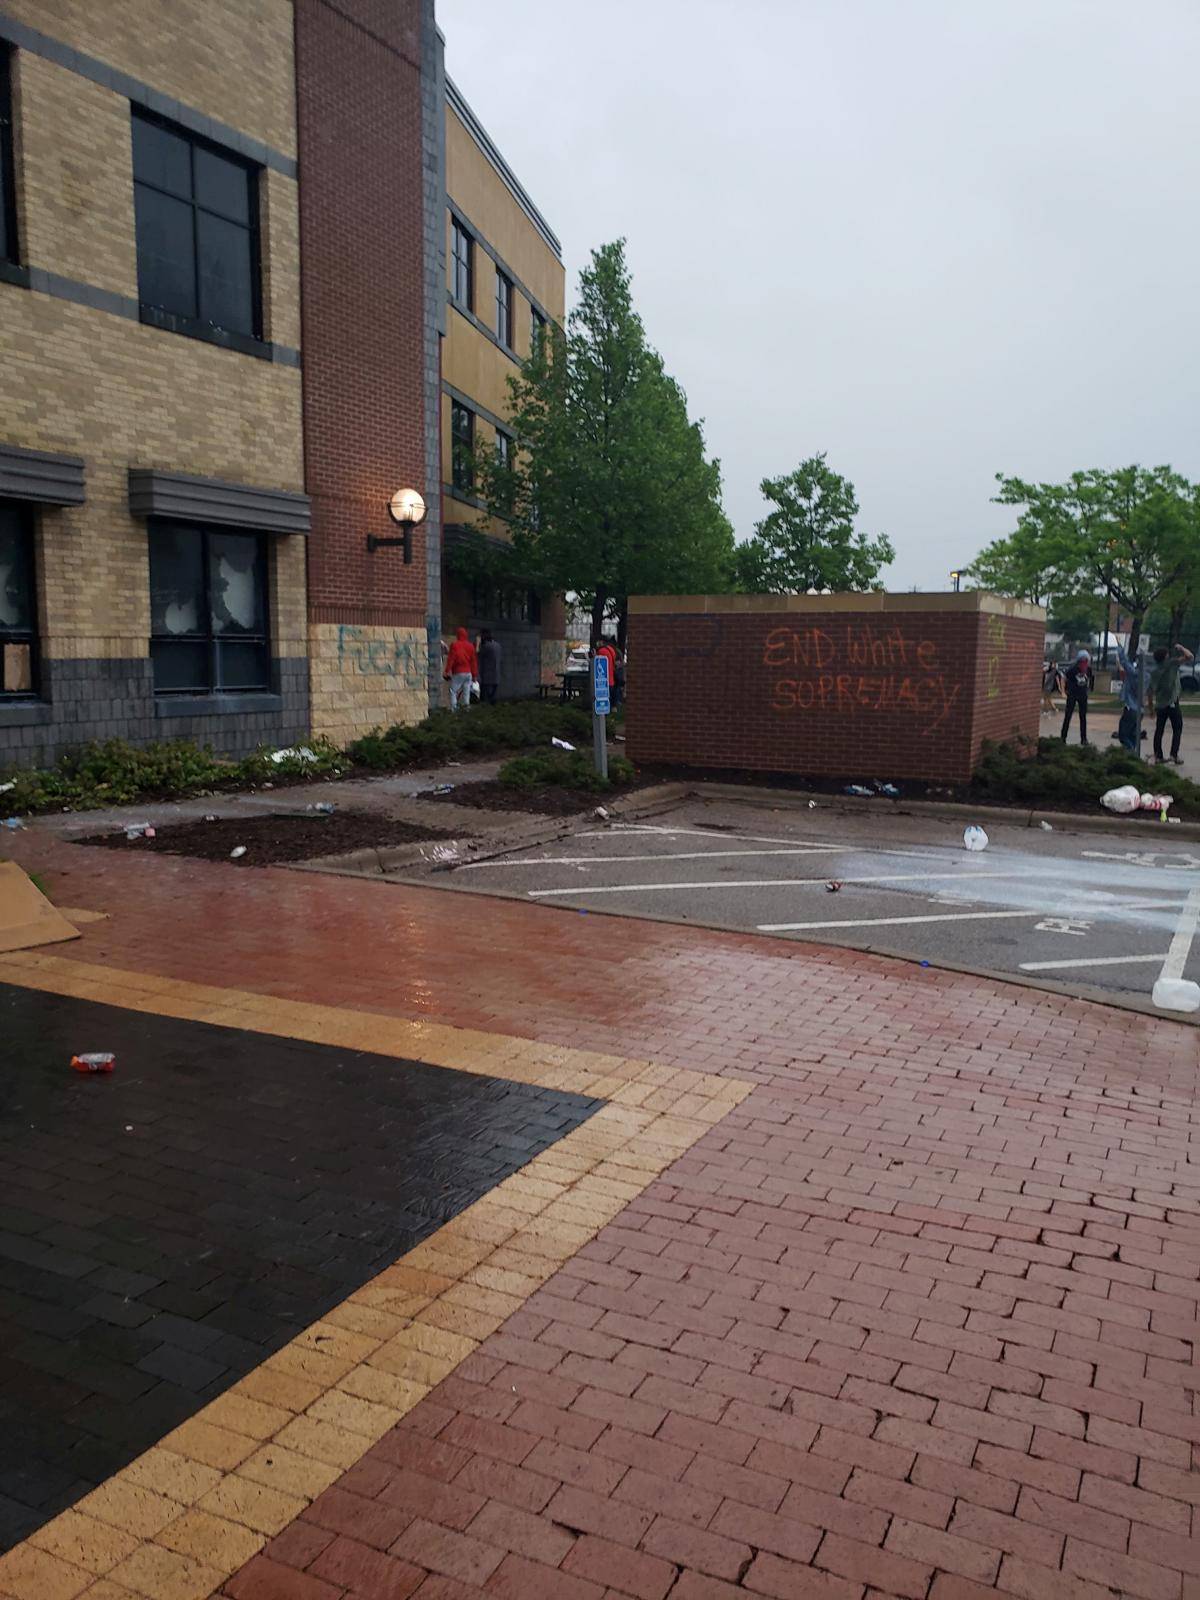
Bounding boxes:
0 953 751 1600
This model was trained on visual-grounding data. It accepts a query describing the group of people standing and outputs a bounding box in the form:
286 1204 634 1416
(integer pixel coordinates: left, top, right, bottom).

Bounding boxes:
1048 642 1194 764
442 626 502 711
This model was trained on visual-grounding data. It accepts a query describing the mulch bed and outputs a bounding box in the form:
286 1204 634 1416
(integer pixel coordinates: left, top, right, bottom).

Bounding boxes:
78 811 466 866
421 781 618 817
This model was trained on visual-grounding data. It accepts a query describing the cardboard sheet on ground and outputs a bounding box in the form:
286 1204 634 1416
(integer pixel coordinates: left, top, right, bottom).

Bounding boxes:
0 862 81 952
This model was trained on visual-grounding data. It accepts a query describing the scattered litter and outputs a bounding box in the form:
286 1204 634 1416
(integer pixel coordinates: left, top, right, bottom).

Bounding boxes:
614 734 626 742
874 782 900 798
123 823 154 840
807 801 817 809
262 782 273 789
551 737 576 751
1038 820 1053 831
229 846 247 859
920 960 931 968
204 814 218 823
71 1052 115 1074
308 802 336 814
2 816 24 829
422 842 460 870
594 806 609 820
962 825 989 852
844 785 873 797
0 781 13 793
425 783 455 796
1101 784 1141 815
825 880 842 893
1153 977 1200 1014
269 746 317 764
1140 792 1173 814
124 1125 133 1133
1168 817 1182 825
447 761 463 766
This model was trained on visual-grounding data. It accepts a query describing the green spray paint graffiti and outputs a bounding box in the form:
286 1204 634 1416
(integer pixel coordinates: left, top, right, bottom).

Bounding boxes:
336 626 428 688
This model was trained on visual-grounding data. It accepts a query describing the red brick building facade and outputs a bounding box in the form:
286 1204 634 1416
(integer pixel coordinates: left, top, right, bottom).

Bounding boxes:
626 593 1044 784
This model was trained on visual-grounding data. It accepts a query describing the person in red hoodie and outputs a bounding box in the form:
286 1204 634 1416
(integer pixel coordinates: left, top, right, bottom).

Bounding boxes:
444 626 478 712
593 637 618 704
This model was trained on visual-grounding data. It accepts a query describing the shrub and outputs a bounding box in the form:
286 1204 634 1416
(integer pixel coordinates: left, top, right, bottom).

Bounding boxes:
1 737 346 815
972 737 1200 818
346 700 594 771
498 750 636 792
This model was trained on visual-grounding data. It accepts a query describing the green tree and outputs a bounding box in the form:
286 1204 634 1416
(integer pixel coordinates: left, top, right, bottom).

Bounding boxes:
1047 593 1106 643
732 454 894 594
964 524 1051 605
474 240 733 641
981 466 1194 656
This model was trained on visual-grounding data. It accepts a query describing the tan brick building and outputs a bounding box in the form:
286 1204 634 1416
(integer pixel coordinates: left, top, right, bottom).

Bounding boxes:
0 1 565 766
0 1 310 766
440 79 568 701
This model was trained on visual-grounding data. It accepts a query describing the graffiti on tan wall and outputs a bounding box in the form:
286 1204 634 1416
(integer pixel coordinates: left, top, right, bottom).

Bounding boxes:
336 625 428 688
763 622 962 734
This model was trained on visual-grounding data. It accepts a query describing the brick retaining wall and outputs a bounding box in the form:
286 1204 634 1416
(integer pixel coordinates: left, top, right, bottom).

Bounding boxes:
626 593 1044 784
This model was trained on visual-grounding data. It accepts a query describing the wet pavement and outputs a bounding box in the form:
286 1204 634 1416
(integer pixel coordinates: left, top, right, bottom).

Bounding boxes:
0 821 1198 1600
0 983 596 1552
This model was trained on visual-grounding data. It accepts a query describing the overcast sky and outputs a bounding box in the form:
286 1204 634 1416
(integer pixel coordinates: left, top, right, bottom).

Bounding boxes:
438 0 1200 592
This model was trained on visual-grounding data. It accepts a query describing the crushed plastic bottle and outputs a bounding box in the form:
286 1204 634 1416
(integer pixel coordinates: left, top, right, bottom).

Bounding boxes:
426 783 455 795
1152 978 1200 1014
71 1052 115 1074
875 782 900 798
309 802 336 814
844 785 873 797
123 823 153 840
963 825 989 852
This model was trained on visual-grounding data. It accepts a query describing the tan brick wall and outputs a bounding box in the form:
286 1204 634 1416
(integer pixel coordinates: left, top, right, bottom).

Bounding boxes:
4 0 297 158
261 166 301 350
309 623 429 743
13 54 138 296
1 288 303 658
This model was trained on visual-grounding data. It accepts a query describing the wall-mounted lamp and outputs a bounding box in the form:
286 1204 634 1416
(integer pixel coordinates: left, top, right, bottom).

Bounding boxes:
367 489 427 562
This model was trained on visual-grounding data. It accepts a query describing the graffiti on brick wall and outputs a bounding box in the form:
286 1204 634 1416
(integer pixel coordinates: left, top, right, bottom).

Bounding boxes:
336 626 428 688
985 614 1007 700
763 623 962 734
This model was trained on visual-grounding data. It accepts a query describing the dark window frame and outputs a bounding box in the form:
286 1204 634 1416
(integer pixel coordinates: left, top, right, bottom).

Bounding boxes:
149 520 271 697
495 269 513 349
529 306 546 355
494 429 512 471
0 46 18 267
469 579 541 627
0 500 38 699
451 218 474 310
131 107 263 352
451 400 475 492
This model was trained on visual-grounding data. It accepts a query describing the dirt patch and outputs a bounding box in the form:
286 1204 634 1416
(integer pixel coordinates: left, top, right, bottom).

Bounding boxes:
421 781 617 817
78 811 467 866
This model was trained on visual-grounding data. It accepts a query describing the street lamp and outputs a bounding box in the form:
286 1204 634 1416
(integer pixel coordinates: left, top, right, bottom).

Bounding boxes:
367 488 427 561
949 570 963 593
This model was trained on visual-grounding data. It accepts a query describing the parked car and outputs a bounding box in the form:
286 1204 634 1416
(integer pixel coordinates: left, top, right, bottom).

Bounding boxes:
1181 662 1199 694
565 647 590 674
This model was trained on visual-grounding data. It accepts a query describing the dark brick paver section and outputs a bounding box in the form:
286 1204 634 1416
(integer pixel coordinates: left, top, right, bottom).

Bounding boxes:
0 983 596 1551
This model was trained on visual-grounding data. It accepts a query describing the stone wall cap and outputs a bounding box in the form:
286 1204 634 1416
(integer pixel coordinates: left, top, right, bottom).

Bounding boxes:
628 592 1045 623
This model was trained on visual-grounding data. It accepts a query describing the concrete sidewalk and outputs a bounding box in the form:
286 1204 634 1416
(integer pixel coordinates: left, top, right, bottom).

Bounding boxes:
0 822 1197 1600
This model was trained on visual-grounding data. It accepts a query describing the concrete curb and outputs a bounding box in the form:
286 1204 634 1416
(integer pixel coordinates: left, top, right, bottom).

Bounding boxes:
685 782 1200 840
292 782 689 878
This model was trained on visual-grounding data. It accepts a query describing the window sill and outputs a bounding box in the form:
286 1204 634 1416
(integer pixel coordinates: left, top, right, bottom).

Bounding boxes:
138 305 298 367
154 692 282 718
0 259 30 290
0 699 51 726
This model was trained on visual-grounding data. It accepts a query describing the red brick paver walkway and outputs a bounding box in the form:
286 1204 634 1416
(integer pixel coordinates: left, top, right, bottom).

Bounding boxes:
8 833 1200 1599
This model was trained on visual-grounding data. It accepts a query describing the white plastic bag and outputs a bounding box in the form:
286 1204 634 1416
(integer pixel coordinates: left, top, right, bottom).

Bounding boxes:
1101 785 1141 814
470 679 480 699
1153 978 1200 1013
963 826 989 852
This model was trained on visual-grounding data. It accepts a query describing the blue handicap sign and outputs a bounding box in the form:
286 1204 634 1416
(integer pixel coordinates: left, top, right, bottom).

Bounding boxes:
593 654 611 715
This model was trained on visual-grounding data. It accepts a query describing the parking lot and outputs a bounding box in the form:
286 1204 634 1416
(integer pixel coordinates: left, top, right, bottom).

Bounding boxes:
432 798 1200 1011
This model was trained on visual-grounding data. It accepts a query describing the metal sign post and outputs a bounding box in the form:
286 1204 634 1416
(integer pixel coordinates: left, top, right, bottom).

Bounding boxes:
592 654 610 781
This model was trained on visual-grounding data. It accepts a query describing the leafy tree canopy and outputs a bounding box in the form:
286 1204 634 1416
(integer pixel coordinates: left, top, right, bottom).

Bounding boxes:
733 454 894 594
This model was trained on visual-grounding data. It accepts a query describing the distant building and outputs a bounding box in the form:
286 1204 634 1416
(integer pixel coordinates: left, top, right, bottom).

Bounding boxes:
440 78 567 700
0 1 566 769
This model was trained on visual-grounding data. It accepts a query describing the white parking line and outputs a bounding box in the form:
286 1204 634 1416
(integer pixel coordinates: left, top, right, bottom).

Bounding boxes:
1019 953 1169 972
759 909 1042 932
528 870 1021 899
1159 885 1200 982
465 846 849 870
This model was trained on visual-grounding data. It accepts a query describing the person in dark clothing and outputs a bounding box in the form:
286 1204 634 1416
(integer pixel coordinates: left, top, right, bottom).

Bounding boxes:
1150 643 1195 764
478 630 501 705
1060 649 1093 745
